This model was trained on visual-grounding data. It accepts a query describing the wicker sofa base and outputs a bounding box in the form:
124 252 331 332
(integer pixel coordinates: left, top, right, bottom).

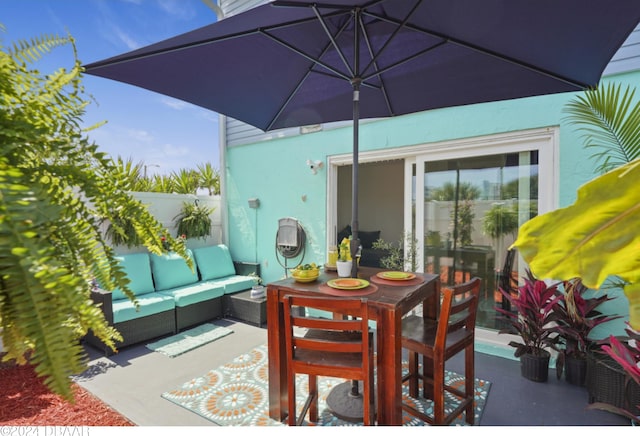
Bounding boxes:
223 290 266 326
586 352 640 413
176 297 223 332
85 309 176 356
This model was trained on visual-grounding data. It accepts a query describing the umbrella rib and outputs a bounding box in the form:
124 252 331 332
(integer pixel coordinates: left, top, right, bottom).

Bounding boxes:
361 41 447 83
364 10 591 90
358 11 394 116
360 0 424 79
312 4 355 79
260 30 351 82
264 17 354 131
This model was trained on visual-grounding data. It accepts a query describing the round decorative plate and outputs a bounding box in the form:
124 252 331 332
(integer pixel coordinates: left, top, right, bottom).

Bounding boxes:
327 278 370 290
377 271 416 281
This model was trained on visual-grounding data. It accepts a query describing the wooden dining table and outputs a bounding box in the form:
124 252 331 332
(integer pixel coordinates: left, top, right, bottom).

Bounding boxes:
266 266 440 425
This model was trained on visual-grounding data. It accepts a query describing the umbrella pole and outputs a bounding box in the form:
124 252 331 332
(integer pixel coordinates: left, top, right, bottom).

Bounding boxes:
327 83 366 423
350 81 360 280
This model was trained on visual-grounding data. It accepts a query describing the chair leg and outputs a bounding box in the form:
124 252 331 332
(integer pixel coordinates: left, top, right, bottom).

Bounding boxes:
308 375 319 423
408 350 419 398
287 372 297 426
433 358 446 425
363 377 372 426
465 346 475 425
422 354 434 400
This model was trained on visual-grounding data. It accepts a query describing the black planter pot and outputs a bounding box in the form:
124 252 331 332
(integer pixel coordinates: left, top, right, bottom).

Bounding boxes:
520 350 550 382
564 354 587 386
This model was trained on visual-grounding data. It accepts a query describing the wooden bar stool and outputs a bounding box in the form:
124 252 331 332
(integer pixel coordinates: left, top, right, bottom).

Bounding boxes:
401 277 481 425
282 295 375 425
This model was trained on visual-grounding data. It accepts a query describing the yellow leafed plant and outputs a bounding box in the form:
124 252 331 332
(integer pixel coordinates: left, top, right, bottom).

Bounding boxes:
512 159 640 329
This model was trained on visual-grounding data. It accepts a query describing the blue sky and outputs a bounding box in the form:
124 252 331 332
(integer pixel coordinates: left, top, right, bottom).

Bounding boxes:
2 0 221 176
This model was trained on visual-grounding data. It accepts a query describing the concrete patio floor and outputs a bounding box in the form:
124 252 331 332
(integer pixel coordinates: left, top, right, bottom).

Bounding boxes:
76 318 632 427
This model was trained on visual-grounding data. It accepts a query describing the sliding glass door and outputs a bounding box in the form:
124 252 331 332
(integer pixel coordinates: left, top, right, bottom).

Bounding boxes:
415 151 539 330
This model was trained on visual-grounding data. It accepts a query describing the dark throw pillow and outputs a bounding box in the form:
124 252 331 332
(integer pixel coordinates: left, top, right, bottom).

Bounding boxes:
358 230 381 249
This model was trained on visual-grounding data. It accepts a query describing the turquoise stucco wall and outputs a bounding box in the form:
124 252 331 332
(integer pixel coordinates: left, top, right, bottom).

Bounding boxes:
224 70 640 336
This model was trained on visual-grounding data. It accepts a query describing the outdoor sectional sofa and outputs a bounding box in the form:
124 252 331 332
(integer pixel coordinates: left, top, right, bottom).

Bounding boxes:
86 244 257 354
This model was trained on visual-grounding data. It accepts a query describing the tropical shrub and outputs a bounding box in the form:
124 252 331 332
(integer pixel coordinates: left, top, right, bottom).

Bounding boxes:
547 278 621 377
513 82 640 330
0 30 187 399
496 270 562 357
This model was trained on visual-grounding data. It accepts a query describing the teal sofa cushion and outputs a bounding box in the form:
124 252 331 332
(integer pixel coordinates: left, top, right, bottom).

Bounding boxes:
112 253 155 301
150 250 199 291
112 293 175 323
193 245 236 280
208 275 256 294
158 282 225 307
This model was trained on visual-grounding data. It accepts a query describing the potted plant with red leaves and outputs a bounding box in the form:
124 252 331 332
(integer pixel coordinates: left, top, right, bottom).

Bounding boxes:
496 269 562 382
548 278 622 386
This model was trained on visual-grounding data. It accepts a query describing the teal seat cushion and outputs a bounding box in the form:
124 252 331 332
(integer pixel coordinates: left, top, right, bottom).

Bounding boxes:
208 275 255 294
150 250 199 291
112 293 175 324
158 282 225 307
193 245 236 281
306 308 377 329
112 253 155 301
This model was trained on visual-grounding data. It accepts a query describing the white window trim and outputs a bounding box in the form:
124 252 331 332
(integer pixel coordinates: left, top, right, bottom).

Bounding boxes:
327 126 559 249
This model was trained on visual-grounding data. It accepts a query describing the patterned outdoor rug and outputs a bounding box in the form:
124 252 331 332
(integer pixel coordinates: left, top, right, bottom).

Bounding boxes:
146 323 233 358
161 344 491 426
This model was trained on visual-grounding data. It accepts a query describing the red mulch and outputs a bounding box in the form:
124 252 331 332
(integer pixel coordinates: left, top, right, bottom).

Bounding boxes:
0 363 134 426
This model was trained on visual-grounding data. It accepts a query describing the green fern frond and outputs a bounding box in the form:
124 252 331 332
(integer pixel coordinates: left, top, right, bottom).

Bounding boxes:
0 29 188 400
9 33 73 65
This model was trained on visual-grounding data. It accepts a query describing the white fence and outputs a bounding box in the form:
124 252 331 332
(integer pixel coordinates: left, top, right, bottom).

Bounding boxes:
107 192 222 254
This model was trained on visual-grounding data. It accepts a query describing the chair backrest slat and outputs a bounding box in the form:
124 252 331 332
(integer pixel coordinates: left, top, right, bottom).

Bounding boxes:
436 277 481 349
283 295 370 360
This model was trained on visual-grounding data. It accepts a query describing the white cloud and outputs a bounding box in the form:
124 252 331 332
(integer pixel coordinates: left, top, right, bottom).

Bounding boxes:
162 143 190 157
160 97 190 111
158 0 196 20
127 128 154 143
94 0 142 50
197 110 219 124
111 25 141 50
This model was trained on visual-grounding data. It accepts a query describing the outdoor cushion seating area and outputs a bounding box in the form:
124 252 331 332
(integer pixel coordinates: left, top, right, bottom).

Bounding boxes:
85 244 258 354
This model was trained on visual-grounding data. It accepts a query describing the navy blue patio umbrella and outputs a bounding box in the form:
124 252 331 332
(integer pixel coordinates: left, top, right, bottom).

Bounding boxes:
85 0 640 280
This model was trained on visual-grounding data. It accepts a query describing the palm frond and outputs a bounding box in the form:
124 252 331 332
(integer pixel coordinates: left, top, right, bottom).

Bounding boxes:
563 82 640 173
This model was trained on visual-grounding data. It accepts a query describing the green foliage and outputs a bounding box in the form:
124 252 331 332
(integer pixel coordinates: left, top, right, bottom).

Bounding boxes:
373 231 419 272
482 203 519 239
514 82 640 330
428 181 480 201
425 230 441 247
171 168 200 195
563 82 640 174
174 201 214 239
197 162 220 195
453 200 475 246
109 156 221 195
0 30 188 400
111 156 146 191
151 173 175 193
